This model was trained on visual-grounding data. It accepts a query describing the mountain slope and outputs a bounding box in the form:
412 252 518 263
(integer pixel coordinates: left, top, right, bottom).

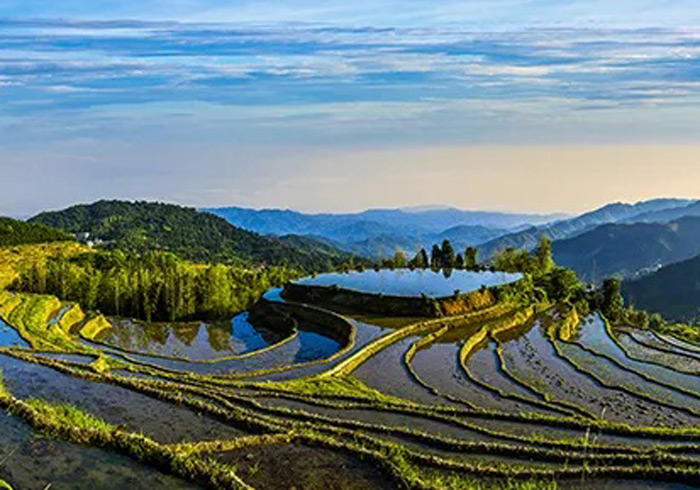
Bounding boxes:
479 198 695 258
29 200 358 269
553 217 700 281
620 200 700 224
0 217 72 247
623 254 700 323
205 206 561 258
205 206 563 238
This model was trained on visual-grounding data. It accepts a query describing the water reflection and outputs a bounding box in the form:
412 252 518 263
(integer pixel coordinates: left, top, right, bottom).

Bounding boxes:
0 318 29 348
294 269 522 298
98 312 287 360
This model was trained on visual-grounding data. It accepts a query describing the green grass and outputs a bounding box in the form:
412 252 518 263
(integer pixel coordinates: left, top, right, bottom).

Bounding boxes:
25 399 115 432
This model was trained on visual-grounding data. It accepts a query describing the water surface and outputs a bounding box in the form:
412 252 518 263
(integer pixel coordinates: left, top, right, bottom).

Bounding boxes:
293 269 523 298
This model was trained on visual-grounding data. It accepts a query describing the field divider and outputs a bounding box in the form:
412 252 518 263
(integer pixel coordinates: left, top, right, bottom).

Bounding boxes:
604 321 700 380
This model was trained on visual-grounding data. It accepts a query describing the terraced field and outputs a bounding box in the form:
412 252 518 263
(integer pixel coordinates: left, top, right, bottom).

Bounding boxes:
0 286 699 489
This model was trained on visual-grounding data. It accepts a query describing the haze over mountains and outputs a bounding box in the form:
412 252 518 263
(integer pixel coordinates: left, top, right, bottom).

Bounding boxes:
205 206 567 258
208 199 700 275
11 196 700 324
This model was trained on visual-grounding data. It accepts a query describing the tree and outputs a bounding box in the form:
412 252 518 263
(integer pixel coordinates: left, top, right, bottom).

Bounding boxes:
430 244 442 269
600 278 624 324
393 250 407 268
464 247 478 270
455 253 464 269
649 313 665 330
441 240 456 268
493 248 535 273
535 235 554 274
411 248 429 268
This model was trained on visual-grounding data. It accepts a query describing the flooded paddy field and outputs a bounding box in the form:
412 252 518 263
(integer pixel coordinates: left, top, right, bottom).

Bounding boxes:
0 411 200 490
97 313 291 360
1 271 699 489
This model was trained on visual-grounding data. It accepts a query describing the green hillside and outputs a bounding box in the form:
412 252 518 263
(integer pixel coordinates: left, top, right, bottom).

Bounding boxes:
553 217 700 282
623 254 700 323
0 217 72 247
29 200 358 270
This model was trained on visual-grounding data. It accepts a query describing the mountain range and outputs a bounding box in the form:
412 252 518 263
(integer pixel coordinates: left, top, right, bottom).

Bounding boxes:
477 198 696 258
29 200 359 270
205 206 566 257
552 216 700 282
623 255 700 323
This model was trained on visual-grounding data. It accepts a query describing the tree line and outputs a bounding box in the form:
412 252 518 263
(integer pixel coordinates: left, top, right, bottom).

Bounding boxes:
12 250 298 322
0 217 71 248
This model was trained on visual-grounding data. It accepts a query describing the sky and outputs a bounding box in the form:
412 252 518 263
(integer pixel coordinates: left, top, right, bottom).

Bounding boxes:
2 1 700 217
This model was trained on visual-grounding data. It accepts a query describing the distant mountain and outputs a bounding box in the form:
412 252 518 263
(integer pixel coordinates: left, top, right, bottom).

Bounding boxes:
620 200 700 224
623 254 700 323
0 217 72 247
29 200 358 270
479 198 696 258
553 216 700 282
204 206 564 258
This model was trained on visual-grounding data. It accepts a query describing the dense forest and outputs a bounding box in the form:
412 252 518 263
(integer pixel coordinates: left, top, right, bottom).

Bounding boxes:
12 250 298 321
29 200 360 270
0 217 71 247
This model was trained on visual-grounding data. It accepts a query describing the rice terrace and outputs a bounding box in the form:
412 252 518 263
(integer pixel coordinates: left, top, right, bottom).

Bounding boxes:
0 207 699 489
4 2 700 488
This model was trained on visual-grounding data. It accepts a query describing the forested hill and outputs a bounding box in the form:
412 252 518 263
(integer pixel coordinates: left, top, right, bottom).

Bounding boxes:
553 217 700 282
29 200 358 270
478 198 695 258
623 254 700 323
0 217 72 247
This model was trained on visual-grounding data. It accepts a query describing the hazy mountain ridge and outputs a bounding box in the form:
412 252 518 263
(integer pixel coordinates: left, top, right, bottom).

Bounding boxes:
623 253 700 323
553 216 700 282
478 198 696 258
205 206 565 257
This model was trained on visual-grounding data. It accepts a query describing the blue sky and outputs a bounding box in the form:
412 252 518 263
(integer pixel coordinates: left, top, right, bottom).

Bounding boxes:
2 2 700 216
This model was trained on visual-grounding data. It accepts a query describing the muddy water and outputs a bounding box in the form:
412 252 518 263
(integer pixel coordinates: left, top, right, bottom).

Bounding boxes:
578 316 700 398
618 331 700 373
0 353 248 443
631 330 700 360
410 339 553 415
560 480 697 490
354 335 454 406
252 396 700 452
556 341 700 424
0 411 200 490
656 333 700 355
500 321 696 427
469 340 542 401
214 442 395 489
254 396 502 443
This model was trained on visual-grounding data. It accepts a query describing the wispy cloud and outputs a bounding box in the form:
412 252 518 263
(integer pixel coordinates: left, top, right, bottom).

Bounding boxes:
2 10 700 215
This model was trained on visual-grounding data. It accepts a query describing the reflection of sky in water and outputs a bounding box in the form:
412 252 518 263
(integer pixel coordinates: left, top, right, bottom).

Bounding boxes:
0 318 29 348
230 312 270 353
294 331 341 363
262 288 284 302
295 269 522 298
102 312 284 359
